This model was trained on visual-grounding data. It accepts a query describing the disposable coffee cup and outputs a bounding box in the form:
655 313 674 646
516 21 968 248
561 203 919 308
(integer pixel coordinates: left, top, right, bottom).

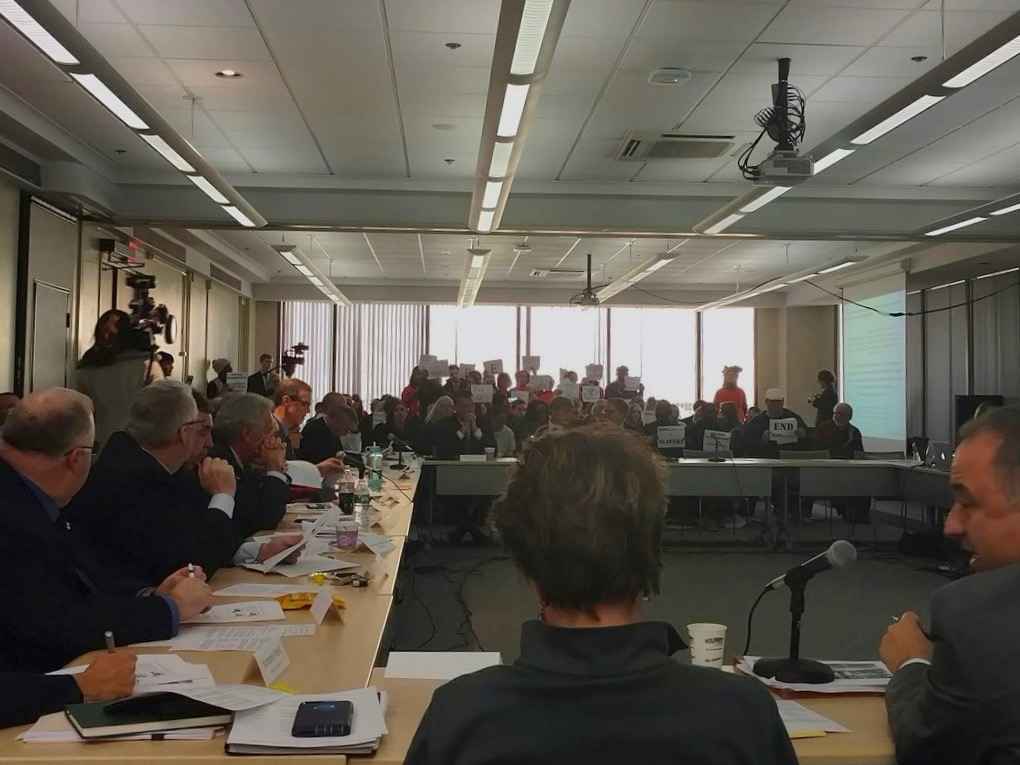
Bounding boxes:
687 623 727 668
484 447 496 461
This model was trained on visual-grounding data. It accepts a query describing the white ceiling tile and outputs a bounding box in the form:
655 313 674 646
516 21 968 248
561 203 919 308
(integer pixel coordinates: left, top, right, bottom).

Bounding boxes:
634 156 735 181
206 110 313 148
811 75 913 103
113 58 180 87
407 153 476 179
841 45 941 76
116 0 255 27
587 71 718 139
405 115 483 144
640 1 786 42
386 0 500 34
160 108 232 148
559 0 648 39
244 145 330 174
391 31 495 68
926 142 1020 186
162 59 282 88
559 139 639 181
330 156 408 179
198 146 252 173
761 4 911 45
733 43 867 77
78 23 155 58
923 0 1020 8
620 37 747 75
879 10 1013 52
138 25 271 60
400 91 486 117
51 0 126 24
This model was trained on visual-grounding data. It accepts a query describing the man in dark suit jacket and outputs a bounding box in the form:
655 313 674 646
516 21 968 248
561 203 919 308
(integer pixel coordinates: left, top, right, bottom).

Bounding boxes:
880 406 1020 765
209 392 291 538
433 391 496 460
298 393 356 464
0 388 212 675
68 380 244 583
247 354 278 399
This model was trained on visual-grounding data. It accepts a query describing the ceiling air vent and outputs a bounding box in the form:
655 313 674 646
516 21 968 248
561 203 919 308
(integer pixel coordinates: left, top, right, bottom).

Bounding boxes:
530 268 585 280
616 131 735 162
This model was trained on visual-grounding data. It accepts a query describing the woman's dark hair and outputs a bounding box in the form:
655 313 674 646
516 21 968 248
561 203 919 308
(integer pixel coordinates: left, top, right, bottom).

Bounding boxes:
818 369 836 385
495 426 665 611
78 309 131 368
384 396 409 431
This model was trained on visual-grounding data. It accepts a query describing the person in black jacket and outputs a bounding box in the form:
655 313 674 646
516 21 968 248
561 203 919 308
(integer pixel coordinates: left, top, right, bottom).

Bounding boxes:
372 398 420 451
0 389 212 676
432 391 495 460
247 353 278 398
298 393 357 465
406 427 797 765
2 654 136 729
68 380 245 583
809 369 838 426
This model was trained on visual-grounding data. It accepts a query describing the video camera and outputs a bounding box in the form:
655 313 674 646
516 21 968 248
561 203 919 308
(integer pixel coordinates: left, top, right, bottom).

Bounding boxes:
281 343 308 376
122 271 177 351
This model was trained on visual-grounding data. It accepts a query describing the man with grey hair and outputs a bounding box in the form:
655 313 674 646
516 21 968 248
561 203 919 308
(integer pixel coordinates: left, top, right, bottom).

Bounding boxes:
69 380 243 583
0 388 211 677
880 405 1020 764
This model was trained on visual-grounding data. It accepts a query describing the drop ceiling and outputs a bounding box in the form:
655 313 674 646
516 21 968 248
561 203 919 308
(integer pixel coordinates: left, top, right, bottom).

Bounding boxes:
1 0 1020 305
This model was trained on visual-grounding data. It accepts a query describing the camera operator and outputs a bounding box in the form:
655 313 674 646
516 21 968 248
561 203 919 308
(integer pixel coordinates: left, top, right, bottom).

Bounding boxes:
207 359 232 400
76 309 160 453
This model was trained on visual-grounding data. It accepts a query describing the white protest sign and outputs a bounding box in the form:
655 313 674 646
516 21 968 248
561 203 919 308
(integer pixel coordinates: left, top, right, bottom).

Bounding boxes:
657 424 687 449
585 363 604 381
514 390 530 403
625 376 642 392
471 384 494 403
559 368 570 382
226 373 249 393
483 359 503 375
581 385 601 403
559 381 579 400
428 359 449 379
253 638 290 686
459 363 475 376
703 429 732 453
522 355 541 372
769 417 799 445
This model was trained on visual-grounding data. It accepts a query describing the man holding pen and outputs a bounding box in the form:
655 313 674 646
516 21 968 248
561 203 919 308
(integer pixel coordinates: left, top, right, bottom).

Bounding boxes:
0 389 213 679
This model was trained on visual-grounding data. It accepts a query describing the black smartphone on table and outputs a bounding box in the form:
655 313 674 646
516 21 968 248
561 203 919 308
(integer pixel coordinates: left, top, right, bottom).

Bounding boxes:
291 700 353 737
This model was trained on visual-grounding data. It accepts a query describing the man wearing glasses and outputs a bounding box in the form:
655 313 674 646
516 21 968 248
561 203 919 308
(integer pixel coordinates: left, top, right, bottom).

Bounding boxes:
272 378 344 480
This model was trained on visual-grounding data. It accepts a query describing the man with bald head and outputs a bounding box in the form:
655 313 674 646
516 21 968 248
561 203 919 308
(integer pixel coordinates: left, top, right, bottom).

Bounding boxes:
880 406 1020 764
0 388 212 676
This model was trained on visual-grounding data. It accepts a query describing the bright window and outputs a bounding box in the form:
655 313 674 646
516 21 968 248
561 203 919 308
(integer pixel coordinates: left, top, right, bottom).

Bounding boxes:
528 306 608 381
429 305 518 371
610 307 696 413
281 301 334 404
701 308 756 407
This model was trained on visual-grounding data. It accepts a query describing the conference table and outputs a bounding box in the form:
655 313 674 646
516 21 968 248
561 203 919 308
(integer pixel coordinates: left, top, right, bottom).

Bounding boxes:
0 459 903 764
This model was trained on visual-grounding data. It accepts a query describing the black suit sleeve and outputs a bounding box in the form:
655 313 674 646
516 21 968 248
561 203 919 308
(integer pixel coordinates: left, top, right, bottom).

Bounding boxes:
297 420 339 464
1 674 82 729
233 470 289 537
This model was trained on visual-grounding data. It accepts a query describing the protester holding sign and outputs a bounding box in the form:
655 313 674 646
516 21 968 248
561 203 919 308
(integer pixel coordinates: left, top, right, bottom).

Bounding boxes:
605 365 644 400
741 389 808 454
712 365 748 421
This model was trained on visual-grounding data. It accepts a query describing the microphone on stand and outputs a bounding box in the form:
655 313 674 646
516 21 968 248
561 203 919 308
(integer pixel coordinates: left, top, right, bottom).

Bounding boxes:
751 540 858 684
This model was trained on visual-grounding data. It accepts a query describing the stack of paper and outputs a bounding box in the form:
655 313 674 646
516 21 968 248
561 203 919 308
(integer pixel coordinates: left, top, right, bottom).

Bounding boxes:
49 655 215 695
738 657 891 693
776 699 851 739
226 687 387 755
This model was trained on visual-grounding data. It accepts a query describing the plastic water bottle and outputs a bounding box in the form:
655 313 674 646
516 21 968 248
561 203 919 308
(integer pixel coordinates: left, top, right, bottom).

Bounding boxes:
354 477 371 528
338 469 355 515
368 446 383 492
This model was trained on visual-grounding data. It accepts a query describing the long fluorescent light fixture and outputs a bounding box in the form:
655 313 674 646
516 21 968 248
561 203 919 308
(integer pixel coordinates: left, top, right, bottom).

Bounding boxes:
295 265 313 277
489 142 514 177
758 282 788 293
70 73 149 130
789 272 819 283
0 0 78 64
281 251 301 265
476 210 495 233
482 181 503 209
497 84 530 137
991 202 1020 216
976 267 1019 280
272 244 350 305
597 252 682 302
704 213 744 235
187 175 229 205
458 252 491 308
140 133 195 172
851 95 943 145
739 185 791 214
813 148 855 173
221 205 255 228
511 0 554 75
818 261 857 274
925 216 986 237
944 34 1020 88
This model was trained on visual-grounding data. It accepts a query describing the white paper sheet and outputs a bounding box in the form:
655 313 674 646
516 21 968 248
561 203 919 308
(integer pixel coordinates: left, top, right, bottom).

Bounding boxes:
246 554 359 578
184 600 287 624
776 699 851 735
175 683 287 711
214 583 324 598
385 651 501 680
285 460 323 489
138 624 316 652
254 639 290 686
357 531 397 557
49 655 215 695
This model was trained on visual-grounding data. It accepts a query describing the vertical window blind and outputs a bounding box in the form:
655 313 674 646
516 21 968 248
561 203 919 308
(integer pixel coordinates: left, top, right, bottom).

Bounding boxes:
281 301 335 403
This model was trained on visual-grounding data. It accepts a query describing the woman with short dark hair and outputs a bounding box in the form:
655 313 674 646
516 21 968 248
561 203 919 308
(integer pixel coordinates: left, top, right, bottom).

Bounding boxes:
810 369 838 426
405 427 797 765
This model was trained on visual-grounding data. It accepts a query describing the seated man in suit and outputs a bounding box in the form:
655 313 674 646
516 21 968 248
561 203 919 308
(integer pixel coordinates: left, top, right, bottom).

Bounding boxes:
739 388 809 456
272 379 344 479
247 353 278 399
2 653 136 729
299 393 357 464
880 405 1020 765
0 389 212 675
209 392 292 538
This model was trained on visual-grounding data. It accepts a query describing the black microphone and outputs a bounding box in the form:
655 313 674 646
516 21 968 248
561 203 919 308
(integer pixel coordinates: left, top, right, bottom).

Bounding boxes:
765 539 857 590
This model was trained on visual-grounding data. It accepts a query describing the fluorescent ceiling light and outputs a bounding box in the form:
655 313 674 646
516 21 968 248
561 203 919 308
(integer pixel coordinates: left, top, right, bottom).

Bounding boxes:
704 213 744 235
186 175 228 204
819 261 856 274
295 265 313 276
925 216 986 237
739 185 791 214
482 181 503 209
476 210 495 233
789 273 819 283
309 277 323 287
929 279 966 291
944 34 1020 88
990 202 1020 216
741 292 761 299
977 267 1019 280
0 0 79 64
813 148 855 173
281 251 301 266
470 254 488 269
139 134 195 173
70 73 149 130
645 258 670 273
759 283 788 293
510 0 554 75
851 95 943 145
489 142 513 177
221 205 255 227
497 84 530 137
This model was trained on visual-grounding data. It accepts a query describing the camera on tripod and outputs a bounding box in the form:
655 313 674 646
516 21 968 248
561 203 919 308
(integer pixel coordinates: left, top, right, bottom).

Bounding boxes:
123 272 177 351
281 343 308 376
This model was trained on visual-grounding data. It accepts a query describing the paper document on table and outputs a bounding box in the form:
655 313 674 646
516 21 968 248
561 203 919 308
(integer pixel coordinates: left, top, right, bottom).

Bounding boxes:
138 624 316 652
776 699 851 737
738 657 891 693
20 713 221 743
227 687 386 754
184 600 287 624
385 651 501 680
242 512 335 574
214 583 324 598
357 531 397 557
249 554 359 578
49 655 215 695
174 683 287 711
